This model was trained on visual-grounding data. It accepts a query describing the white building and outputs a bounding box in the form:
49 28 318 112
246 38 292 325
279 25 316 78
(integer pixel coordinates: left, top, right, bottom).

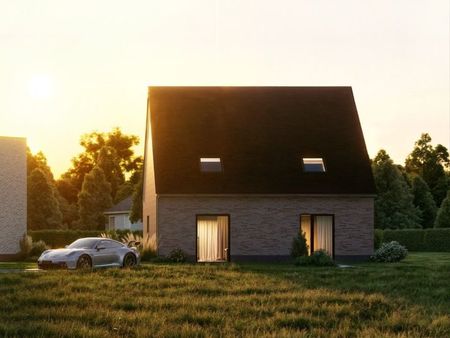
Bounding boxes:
104 196 143 231
0 136 27 258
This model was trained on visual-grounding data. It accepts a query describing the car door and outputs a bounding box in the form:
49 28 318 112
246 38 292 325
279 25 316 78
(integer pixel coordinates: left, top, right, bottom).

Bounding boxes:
94 240 120 266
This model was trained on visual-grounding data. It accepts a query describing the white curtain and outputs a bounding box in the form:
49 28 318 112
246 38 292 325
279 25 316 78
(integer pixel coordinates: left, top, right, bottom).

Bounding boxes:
314 216 333 256
197 216 229 262
217 216 229 260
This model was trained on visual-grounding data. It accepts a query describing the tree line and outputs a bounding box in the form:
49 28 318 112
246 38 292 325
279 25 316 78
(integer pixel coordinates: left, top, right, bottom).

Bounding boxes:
27 130 450 231
373 133 450 229
27 128 143 230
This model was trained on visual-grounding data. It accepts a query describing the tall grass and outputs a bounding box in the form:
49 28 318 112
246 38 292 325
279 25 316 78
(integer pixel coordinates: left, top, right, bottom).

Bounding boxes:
0 253 448 337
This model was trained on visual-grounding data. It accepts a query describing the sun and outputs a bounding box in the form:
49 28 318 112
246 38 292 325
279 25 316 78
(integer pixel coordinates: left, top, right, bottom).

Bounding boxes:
28 75 55 99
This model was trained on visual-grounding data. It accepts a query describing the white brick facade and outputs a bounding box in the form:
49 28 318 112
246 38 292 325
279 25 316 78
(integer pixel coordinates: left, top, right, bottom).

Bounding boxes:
0 137 27 256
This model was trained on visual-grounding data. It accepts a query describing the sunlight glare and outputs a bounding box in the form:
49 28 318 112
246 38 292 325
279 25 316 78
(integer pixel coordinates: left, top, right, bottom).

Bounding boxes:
28 75 54 99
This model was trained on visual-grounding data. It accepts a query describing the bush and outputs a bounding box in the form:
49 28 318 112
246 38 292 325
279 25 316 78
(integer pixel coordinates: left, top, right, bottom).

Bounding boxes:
374 228 450 252
290 232 309 258
295 250 335 267
423 229 450 252
168 248 187 263
374 229 384 249
19 234 32 259
29 240 49 257
121 233 157 261
29 229 142 248
371 241 408 263
383 229 424 251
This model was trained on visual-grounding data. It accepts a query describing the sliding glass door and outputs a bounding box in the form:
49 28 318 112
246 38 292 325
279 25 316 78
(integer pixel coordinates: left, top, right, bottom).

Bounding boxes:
300 215 334 257
197 215 229 262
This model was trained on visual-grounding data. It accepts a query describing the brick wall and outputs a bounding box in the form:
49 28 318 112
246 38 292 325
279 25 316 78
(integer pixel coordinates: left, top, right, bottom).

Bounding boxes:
157 195 374 259
0 137 27 255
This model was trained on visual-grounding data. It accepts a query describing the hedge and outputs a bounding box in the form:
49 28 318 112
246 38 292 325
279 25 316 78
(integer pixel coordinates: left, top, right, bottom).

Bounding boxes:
29 229 143 248
375 228 450 252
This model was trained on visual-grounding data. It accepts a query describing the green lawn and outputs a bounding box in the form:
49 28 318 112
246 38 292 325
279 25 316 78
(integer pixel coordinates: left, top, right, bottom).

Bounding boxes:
0 253 449 337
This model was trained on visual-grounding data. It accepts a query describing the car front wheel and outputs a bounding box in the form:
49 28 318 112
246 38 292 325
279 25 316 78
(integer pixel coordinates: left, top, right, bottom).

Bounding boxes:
123 253 137 268
76 255 92 270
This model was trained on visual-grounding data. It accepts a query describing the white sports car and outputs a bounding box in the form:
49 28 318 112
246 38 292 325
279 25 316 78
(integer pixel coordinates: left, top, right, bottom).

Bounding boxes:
37 237 140 270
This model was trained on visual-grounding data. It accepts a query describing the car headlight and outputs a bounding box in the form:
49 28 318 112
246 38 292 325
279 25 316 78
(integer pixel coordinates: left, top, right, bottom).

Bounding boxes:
66 251 78 257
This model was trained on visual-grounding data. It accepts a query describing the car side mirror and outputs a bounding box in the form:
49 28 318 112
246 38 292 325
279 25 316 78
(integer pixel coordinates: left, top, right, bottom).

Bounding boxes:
96 246 106 251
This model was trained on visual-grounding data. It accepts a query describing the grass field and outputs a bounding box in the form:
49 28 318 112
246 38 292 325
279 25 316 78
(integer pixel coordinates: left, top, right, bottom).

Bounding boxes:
0 253 449 337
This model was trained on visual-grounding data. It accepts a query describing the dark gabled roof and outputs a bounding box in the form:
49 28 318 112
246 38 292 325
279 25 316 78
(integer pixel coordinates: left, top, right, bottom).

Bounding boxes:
148 86 375 195
104 196 132 213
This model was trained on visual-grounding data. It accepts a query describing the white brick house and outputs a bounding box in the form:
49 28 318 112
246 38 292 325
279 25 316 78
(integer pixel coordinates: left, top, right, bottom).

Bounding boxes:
0 136 27 258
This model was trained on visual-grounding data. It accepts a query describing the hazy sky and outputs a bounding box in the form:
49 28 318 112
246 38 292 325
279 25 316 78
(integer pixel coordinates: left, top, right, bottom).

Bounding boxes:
1 0 449 177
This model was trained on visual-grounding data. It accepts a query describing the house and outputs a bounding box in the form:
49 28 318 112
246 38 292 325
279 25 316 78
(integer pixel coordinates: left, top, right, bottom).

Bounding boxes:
142 87 375 262
0 136 27 259
104 196 143 231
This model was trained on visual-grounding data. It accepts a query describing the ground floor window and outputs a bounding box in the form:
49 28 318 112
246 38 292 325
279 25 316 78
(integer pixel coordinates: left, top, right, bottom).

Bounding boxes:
300 214 334 257
197 215 229 262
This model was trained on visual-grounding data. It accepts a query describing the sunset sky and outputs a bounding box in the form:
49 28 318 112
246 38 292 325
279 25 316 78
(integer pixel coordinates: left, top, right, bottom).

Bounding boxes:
1 0 449 177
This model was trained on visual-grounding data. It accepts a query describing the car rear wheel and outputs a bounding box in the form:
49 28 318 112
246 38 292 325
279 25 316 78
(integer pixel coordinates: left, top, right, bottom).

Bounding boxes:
76 255 92 270
123 253 137 268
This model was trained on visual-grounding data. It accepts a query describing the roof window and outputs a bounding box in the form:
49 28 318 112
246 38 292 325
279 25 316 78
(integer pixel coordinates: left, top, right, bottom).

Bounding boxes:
200 158 222 172
302 158 326 172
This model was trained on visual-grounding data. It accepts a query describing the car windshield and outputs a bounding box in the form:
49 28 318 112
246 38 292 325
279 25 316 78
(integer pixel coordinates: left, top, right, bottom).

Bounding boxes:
67 238 99 249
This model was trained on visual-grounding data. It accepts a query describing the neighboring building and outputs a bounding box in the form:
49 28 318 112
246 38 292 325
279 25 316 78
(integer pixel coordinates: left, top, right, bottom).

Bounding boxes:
143 87 375 262
104 196 143 231
0 136 27 259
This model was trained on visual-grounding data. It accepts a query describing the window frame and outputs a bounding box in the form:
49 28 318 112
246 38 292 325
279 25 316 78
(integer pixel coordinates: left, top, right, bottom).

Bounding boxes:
195 214 231 263
199 157 223 173
299 214 335 258
301 157 326 173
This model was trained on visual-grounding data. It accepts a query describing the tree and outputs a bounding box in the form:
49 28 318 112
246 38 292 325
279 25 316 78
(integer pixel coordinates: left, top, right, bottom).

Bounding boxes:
97 146 125 200
372 150 421 229
27 168 62 230
77 167 113 229
411 175 437 228
405 133 450 206
129 170 143 223
27 148 53 179
434 190 450 228
61 128 142 204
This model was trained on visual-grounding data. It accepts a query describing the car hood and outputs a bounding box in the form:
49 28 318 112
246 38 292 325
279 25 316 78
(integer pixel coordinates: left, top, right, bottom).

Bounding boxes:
39 248 86 260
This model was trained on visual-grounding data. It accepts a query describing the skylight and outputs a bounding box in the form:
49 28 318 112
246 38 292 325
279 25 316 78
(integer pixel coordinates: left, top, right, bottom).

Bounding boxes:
302 158 326 172
200 158 222 172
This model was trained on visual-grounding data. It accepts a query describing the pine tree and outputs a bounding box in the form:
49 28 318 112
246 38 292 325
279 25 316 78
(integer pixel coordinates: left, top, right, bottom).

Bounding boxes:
434 190 450 228
412 175 437 228
27 168 62 230
372 150 421 229
78 167 113 229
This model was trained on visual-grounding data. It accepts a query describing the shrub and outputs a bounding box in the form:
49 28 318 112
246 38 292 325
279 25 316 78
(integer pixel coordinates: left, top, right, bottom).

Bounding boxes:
290 231 309 258
29 240 49 257
295 250 335 267
121 233 157 261
371 241 408 263
383 229 424 251
374 229 384 249
168 248 187 263
19 234 32 259
423 228 450 252
373 228 450 252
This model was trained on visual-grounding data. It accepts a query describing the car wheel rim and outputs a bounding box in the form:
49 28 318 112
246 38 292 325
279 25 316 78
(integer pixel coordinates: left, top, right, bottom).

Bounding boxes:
78 257 91 269
125 255 135 267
